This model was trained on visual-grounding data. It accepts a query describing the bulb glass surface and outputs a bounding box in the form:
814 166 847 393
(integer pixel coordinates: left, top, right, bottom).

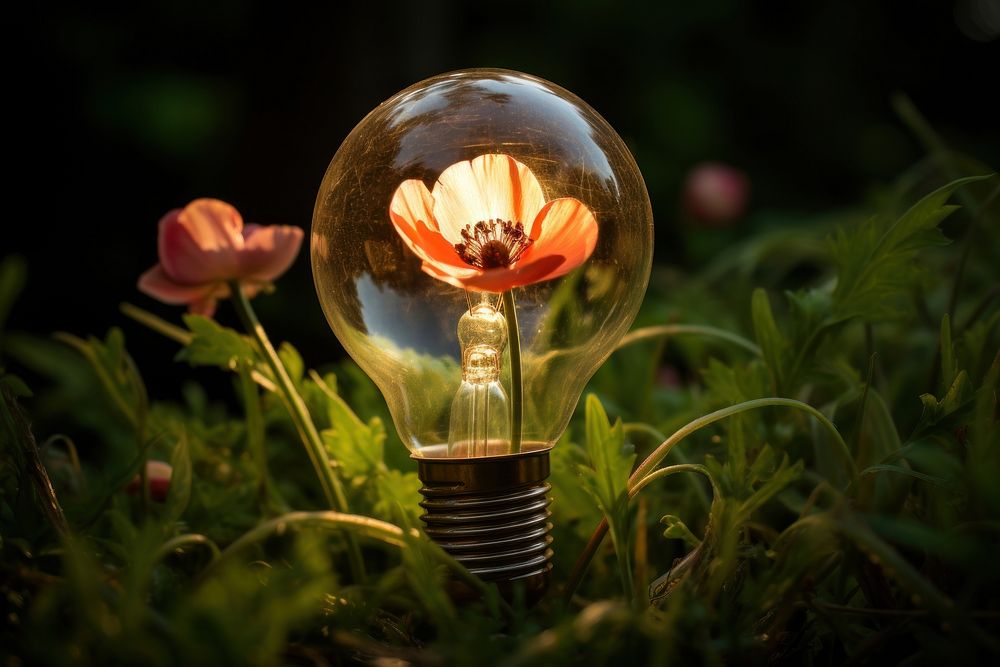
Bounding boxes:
312 69 652 458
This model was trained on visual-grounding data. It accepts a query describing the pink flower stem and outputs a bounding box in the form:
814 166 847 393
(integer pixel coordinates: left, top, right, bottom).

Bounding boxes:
501 290 522 454
228 281 366 583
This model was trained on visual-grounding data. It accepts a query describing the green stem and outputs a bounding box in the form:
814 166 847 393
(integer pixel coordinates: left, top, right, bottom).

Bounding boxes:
120 302 277 392
624 423 711 512
207 512 405 575
565 464 717 605
119 302 193 345
227 281 365 583
203 511 508 613
630 398 857 488
1 388 71 539
616 324 762 357
238 361 287 514
629 463 719 500
501 290 523 454
616 531 635 606
153 533 221 564
563 397 857 601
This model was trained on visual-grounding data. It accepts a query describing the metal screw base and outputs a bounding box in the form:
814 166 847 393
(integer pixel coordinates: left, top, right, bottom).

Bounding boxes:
415 445 553 604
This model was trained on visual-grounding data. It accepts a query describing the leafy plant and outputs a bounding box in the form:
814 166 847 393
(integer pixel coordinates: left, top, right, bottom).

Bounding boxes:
1 134 998 664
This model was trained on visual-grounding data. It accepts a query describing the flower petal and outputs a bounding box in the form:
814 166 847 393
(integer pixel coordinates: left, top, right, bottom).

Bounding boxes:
418 260 481 290
431 154 545 244
389 180 468 269
519 197 598 281
238 223 304 282
179 198 245 248
138 264 221 305
419 255 565 293
458 255 567 292
159 199 244 284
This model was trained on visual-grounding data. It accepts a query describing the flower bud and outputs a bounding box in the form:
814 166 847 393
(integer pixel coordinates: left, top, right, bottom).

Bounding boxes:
125 460 173 502
683 162 750 227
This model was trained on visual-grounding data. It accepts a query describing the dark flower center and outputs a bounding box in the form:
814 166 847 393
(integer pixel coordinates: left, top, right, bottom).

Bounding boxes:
454 219 532 269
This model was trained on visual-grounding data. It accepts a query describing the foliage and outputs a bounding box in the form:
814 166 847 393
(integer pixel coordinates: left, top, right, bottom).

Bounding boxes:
2 155 999 664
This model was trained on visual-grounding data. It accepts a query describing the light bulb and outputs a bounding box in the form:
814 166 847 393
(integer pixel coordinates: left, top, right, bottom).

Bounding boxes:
312 69 652 596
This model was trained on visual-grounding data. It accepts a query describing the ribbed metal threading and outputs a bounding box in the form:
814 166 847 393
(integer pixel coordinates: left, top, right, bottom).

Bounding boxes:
419 480 553 581
414 446 553 594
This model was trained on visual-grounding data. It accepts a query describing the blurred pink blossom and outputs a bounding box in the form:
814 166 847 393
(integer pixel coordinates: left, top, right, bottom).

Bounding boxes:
683 162 750 227
138 198 303 316
126 460 173 502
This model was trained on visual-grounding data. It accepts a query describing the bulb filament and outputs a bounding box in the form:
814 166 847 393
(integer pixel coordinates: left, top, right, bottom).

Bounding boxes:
448 295 510 456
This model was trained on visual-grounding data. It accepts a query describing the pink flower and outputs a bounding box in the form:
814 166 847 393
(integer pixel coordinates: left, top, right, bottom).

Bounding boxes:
683 162 750 227
138 198 304 316
126 460 173 502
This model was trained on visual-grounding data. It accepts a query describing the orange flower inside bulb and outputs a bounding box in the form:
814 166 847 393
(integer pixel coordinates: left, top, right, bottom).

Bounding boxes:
388 154 598 292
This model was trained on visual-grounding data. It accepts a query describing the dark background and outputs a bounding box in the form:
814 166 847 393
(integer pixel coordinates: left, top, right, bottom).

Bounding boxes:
9 0 999 391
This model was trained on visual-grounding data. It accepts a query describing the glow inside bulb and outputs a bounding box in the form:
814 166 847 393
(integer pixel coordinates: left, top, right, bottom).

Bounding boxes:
312 68 653 458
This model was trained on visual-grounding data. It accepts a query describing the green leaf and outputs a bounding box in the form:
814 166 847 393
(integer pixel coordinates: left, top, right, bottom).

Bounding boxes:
549 437 604 539
957 310 1000 385
395 510 456 626
0 371 32 398
278 342 304 386
913 370 974 438
785 287 834 347
373 470 422 524
854 388 910 512
177 315 255 369
309 368 386 482
751 288 787 390
577 394 636 599
164 434 192 525
580 394 635 516
54 328 148 429
737 450 803 519
829 175 992 322
660 515 700 548
321 415 386 479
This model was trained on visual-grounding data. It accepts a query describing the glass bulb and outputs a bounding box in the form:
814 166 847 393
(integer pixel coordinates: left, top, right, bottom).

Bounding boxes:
312 68 653 459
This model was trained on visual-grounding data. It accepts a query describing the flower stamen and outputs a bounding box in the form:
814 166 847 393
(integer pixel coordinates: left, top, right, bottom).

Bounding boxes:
454 219 532 269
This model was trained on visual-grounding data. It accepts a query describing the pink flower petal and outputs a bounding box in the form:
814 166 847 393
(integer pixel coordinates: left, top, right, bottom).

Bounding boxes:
138 264 219 305
238 223 304 282
431 155 545 244
683 162 749 225
518 197 598 281
160 199 243 283
180 198 245 249
126 460 173 502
